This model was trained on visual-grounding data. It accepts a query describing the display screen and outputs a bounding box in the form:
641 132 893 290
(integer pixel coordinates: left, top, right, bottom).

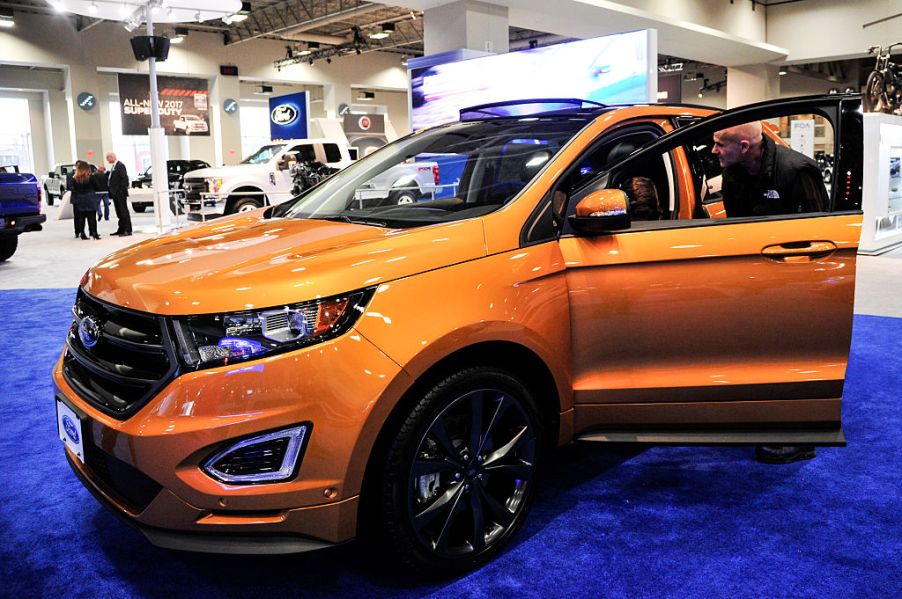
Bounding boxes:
409 30 654 130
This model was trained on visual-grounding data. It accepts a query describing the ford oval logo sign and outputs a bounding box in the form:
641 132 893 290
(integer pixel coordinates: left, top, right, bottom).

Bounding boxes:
62 415 80 444
79 315 101 349
271 104 298 126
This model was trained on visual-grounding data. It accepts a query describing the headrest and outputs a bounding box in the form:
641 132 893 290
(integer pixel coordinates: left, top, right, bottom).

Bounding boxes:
606 141 637 165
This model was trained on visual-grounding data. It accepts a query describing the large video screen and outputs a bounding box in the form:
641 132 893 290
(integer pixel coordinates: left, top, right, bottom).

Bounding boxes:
410 30 655 130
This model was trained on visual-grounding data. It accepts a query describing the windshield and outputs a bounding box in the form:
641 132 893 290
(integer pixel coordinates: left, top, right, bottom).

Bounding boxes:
277 117 590 228
241 144 284 165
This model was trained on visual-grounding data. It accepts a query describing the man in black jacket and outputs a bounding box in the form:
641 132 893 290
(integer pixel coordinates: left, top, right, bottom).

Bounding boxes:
712 121 828 465
106 152 132 236
712 121 827 217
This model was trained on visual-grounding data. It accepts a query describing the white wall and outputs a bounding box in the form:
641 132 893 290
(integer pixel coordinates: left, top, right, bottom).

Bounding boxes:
768 0 902 63
616 0 766 42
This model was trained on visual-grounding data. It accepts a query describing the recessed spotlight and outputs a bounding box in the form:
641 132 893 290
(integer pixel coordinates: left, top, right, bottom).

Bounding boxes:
369 22 394 40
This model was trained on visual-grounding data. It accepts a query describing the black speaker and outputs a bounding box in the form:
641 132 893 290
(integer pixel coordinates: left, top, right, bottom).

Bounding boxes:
130 36 171 62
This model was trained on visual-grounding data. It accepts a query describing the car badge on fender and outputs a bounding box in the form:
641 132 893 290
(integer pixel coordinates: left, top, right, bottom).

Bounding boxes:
79 315 101 349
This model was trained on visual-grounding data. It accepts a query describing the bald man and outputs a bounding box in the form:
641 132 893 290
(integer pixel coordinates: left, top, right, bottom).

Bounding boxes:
712 121 827 218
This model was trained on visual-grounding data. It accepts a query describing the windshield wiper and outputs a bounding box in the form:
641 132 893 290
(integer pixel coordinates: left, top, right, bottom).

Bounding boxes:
311 214 389 227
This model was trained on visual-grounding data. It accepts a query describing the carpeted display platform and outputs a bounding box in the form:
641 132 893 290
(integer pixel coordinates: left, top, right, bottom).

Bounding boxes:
1 288 899 598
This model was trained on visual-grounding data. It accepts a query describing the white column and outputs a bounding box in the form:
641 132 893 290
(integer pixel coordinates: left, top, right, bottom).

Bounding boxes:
146 18 171 230
423 0 509 55
726 65 781 109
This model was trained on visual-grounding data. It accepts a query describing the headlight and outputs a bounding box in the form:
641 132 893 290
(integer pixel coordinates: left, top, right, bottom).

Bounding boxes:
170 289 373 369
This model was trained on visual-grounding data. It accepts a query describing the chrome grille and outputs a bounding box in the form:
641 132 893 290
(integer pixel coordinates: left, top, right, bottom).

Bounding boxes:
182 178 206 202
62 290 177 420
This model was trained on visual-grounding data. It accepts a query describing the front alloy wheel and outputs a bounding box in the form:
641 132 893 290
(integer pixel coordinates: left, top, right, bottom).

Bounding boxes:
380 367 542 573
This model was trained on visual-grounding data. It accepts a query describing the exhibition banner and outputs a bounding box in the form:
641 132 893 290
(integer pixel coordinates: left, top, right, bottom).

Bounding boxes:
117 74 210 136
269 92 309 141
409 29 656 130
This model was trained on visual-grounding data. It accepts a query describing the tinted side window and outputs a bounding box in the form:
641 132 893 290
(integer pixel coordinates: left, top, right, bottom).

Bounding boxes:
288 145 317 163
323 143 343 163
523 125 665 244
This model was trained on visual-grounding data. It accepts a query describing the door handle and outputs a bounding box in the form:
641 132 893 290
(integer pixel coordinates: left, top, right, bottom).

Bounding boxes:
761 241 837 263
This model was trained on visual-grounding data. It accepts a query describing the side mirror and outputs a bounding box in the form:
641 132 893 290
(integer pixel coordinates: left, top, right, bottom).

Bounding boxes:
568 189 631 235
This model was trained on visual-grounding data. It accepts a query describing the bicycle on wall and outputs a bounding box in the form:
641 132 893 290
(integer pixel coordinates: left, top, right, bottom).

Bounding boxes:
865 43 902 115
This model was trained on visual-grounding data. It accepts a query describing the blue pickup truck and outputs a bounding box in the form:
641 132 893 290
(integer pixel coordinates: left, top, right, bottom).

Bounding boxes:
0 166 46 261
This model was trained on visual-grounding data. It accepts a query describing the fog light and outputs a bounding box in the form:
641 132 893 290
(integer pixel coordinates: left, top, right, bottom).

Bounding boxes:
203 424 309 484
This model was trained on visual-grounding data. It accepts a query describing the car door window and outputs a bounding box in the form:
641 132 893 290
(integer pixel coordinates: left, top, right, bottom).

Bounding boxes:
323 143 343 164
561 96 860 234
287 145 317 163
523 124 665 244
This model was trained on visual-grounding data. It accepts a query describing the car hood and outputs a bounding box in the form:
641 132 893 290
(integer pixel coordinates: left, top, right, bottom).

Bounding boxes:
184 164 270 180
83 212 486 315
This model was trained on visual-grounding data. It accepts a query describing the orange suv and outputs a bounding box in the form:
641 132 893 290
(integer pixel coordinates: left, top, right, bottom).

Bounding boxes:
54 95 863 573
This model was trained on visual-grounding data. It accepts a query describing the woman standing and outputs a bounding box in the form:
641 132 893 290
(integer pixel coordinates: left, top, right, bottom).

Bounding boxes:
66 161 101 240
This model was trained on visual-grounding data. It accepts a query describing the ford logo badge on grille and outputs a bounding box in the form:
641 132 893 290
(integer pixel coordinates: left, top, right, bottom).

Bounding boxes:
270 104 298 125
62 415 80 444
79 315 101 348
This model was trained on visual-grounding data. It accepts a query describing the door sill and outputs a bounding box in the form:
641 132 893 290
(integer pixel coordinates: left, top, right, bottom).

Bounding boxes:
575 428 846 446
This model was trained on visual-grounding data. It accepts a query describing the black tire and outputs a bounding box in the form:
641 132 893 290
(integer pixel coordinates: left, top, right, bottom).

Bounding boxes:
230 197 263 214
390 189 419 206
865 71 885 113
0 236 18 262
377 367 544 575
133 204 147 213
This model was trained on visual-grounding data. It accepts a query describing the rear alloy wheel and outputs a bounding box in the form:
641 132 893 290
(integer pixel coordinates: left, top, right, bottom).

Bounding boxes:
380 367 543 574
390 190 418 206
231 197 263 213
0 236 18 261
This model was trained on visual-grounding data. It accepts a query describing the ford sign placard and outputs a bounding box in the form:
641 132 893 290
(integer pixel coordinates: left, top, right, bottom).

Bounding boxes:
271 104 298 126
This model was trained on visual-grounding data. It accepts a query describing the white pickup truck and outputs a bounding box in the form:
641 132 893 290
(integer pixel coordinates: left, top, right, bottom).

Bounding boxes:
41 163 75 206
182 139 439 217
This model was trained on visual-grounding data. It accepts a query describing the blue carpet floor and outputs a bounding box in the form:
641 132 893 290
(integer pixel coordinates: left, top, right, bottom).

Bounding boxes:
1 288 899 598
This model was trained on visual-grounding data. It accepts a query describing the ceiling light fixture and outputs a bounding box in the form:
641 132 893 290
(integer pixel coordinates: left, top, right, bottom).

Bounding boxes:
223 1 250 24
0 7 13 27
169 27 188 44
369 22 394 40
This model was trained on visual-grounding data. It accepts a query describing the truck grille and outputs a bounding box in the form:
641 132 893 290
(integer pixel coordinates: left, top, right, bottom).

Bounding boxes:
62 290 178 420
183 178 206 202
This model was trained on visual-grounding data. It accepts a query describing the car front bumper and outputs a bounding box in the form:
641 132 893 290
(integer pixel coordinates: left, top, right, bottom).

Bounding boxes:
53 328 405 552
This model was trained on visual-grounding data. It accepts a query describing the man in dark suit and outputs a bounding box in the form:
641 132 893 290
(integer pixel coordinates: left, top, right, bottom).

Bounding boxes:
106 152 132 236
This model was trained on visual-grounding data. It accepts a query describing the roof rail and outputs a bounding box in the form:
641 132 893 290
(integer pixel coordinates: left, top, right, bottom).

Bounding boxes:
459 98 606 121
